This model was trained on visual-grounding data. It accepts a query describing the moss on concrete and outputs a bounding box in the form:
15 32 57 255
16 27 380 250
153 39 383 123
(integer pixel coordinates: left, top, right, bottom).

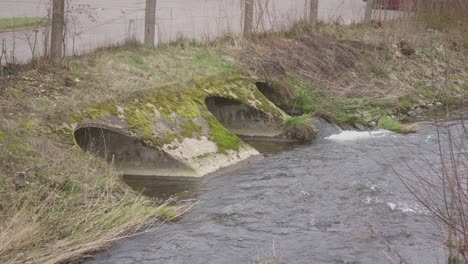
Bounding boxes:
207 117 242 153
124 107 155 139
87 103 119 120
179 120 203 139
72 76 286 155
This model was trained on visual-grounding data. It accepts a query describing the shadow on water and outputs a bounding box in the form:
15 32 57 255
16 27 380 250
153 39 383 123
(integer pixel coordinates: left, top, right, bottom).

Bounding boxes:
243 139 306 155
122 175 202 200
122 140 307 200
122 118 339 200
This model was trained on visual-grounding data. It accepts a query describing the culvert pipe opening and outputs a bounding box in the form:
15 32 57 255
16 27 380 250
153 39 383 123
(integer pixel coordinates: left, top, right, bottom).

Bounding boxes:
74 126 196 177
204 96 283 138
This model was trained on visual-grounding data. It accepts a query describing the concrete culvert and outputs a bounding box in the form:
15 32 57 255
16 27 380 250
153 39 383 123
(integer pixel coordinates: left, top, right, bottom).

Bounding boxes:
74 125 197 177
205 96 283 138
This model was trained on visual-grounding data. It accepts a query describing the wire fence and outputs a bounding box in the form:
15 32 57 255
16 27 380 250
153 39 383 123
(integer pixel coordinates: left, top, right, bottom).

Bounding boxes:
0 0 374 66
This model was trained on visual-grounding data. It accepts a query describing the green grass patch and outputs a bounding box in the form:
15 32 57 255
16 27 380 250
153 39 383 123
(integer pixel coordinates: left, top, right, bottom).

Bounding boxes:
330 111 366 125
283 114 316 141
378 116 403 132
193 50 236 73
418 82 436 99
283 114 312 127
130 54 150 71
154 205 180 219
378 116 418 134
286 74 324 113
0 17 45 32
324 98 377 126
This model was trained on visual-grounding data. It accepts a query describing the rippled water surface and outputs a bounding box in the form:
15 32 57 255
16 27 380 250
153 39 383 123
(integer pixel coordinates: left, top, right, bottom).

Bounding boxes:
88 119 466 264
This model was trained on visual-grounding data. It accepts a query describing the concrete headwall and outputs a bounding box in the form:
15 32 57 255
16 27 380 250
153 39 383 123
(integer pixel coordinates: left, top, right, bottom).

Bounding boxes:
73 77 290 177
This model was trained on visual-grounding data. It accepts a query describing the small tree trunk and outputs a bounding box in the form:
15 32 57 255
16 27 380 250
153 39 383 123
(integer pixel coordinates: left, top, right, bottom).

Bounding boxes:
144 0 157 46
365 0 375 22
243 0 254 36
309 0 318 27
50 0 65 63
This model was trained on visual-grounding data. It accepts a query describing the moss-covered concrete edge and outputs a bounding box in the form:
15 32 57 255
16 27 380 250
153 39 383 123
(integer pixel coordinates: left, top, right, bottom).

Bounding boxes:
69 75 290 177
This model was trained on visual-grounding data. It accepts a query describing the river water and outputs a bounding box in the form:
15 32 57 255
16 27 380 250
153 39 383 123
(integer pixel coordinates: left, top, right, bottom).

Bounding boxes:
88 117 467 264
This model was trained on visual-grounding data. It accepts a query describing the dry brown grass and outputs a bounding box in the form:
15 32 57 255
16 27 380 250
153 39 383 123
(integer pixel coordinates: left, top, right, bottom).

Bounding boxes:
239 33 387 98
0 125 186 264
238 9 466 112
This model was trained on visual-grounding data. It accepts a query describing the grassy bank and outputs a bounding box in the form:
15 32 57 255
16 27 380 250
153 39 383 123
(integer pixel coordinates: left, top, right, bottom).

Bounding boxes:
0 41 255 263
241 19 466 130
0 13 467 264
0 123 183 263
0 17 46 32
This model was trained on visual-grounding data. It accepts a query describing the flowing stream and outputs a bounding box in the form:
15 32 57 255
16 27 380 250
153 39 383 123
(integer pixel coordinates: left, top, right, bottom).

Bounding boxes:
88 116 467 264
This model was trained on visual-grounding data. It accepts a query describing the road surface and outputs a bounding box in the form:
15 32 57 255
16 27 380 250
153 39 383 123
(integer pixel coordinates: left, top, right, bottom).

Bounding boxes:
0 0 369 64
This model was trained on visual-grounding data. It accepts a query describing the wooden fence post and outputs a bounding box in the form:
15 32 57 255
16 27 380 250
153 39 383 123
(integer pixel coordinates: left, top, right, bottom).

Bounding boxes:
364 0 375 22
144 0 156 46
309 0 318 27
243 0 254 36
50 0 65 63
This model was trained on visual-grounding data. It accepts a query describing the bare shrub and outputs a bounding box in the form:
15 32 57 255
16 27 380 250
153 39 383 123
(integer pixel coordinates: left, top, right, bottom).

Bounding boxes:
397 112 467 263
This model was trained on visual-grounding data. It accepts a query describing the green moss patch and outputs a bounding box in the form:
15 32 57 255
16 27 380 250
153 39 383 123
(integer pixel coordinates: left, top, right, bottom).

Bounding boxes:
208 118 242 153
378 116 418 134
87 104 119 120
124 107 155 139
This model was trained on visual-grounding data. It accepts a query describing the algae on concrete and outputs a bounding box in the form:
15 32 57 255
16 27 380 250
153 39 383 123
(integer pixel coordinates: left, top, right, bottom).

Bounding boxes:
72 76 290 177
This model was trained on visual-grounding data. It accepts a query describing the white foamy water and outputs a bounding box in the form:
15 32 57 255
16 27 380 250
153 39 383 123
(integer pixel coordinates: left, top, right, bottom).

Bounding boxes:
325 130 392 141
386 201 429 214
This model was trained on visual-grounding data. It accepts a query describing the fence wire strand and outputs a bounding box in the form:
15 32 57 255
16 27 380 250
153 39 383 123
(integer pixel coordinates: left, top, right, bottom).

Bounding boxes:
0 0 375 65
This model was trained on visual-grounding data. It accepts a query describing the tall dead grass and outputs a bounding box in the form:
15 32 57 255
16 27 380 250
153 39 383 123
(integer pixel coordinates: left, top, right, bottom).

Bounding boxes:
0 127 185 264
379 0 468 47
413 0 467 31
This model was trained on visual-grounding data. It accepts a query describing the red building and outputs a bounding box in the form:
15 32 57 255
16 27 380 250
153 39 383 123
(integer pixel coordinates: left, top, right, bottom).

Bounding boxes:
364 0 416 10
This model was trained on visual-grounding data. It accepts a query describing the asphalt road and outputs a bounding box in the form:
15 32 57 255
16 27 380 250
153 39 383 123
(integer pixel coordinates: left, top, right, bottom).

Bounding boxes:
0 0 368 64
